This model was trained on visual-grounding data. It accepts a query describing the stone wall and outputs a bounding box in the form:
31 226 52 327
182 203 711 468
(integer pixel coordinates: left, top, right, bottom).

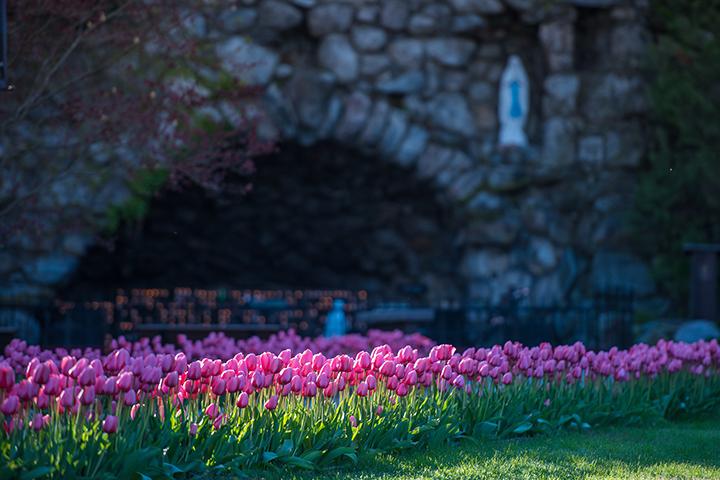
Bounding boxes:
1 0 657 324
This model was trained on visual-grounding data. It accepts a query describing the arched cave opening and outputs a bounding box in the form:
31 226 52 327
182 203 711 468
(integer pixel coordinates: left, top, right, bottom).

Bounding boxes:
62 142 466 304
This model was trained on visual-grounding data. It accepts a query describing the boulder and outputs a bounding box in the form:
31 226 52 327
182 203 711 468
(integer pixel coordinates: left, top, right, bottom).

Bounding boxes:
318 35 359 83
351 26 387 52
22 255 78 285
674 320 720 343
258 0 303 30
380 0 409 30
308 3 355 36
449 0 504 14
428 93 476 137
426 38 476 67
217 37 279 85
375 70 425 94
388 39 425 68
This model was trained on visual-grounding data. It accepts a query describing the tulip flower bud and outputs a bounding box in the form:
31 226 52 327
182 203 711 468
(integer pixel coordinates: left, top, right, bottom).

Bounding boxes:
212 379 226 396
79 387 96 406
78 366 96 387
264 395 278 411
205 403 219 419
213 414 224 430
102 415 118 434
117 372 133 392
31 413 43 432
32 363 50 385
189 423 198 436
0 395 19 416
123 389 137 407
236 391 249 409
396 383 408 397
59 387 75 408
0 363 15 390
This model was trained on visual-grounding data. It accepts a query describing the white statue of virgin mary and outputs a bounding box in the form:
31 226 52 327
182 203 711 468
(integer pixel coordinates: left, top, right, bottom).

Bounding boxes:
498 55 529 148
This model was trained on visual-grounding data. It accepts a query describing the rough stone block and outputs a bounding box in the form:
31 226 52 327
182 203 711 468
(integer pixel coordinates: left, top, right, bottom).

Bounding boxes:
528 237 558 275
381 0 409 31
394 125 429 166
221 8 258 32
451 14 486 32
351 25 387 52
359 54 391 76
308 3 355 36
581 73 646 121
22 255 78 285
426 38 476 67
577 135 605 164
428 93 476 137
375 70 425 94
388 38 425 68
378 110 409 156
539 21 574 71
318 35 359 83
333 92 372 140
543 74 579 115
217 37 279 85
542 117 577 166
416 144 456 178
258 0 303 30
358 100 391 145
449 0 504 14
462 249 510 279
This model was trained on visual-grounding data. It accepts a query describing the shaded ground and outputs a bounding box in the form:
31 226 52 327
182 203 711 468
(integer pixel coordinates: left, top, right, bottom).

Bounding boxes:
281 415 720 480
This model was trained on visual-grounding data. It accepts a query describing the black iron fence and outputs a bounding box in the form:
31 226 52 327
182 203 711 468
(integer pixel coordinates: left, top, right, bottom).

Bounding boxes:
0 288 635 351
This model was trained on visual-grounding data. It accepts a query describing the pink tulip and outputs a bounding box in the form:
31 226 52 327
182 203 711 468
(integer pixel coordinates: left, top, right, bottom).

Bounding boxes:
79 387 96 406
59 387 75 408
0 363 15 390
32 363 50 385
211 379 226 396
502 372 513 385
213 414 224 430
130 404 141 420
1 395 19 416
102 415 118 434
236 392 249 409
123 389 137 407
117 372 133 392
187 361 202 380
349 415 357 428
31 413 43 432
264 395 278 411
205 403 219 419
278 367 293 385
78 367 95 387
164 371 179 388
189 423 198 436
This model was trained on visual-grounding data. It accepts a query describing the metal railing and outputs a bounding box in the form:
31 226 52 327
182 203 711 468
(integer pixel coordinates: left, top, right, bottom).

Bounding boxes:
0 289 635 351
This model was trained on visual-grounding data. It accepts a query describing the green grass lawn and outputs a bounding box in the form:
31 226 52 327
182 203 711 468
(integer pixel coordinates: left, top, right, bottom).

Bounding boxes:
279 415 720 480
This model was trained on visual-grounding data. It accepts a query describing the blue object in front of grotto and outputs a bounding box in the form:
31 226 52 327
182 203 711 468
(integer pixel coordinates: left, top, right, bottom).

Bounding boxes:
324 299 346 337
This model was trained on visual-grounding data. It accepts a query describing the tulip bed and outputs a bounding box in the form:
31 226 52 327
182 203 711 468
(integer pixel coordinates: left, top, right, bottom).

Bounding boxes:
0 333 719 479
